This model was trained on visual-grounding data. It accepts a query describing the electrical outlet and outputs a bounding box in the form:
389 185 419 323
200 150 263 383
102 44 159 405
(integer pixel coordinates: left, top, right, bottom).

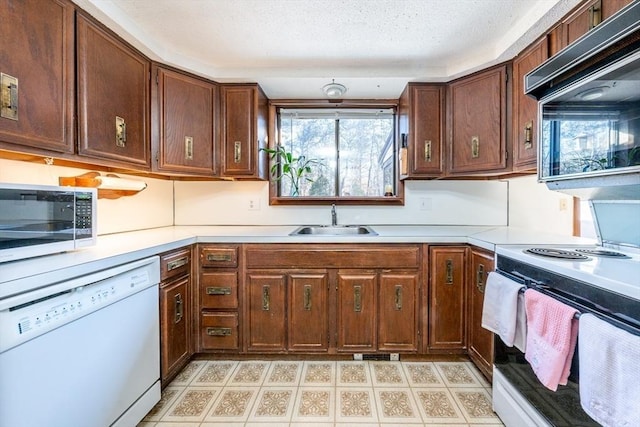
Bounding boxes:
248 199 260 211
559 199 568 211
419 197 432 211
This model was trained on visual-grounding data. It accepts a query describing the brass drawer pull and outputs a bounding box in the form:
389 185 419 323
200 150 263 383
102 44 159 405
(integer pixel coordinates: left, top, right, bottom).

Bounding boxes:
303 285 312 311
445 259 454 285
476 264 486 293
425 140 432 162
354 285 362 312
206 286 232 295
185 136 194 160
167 257 188 271
262 285 270 311
207 327 232 336
471 136 480 158
524 121 533 149
207 253 232 262
394 285 403 311
234 141 242 163
174 293 183 324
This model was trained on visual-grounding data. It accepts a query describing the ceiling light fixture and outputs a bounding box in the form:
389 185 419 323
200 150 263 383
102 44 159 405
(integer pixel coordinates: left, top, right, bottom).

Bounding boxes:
577 86 609 101
322 79 347 98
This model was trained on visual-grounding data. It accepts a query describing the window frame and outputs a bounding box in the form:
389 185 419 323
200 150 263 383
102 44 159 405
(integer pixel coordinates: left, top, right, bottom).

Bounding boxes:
266 99 404 206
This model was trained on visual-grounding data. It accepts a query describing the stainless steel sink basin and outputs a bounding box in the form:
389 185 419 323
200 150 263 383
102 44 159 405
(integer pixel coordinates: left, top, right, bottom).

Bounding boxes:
290 225 378 236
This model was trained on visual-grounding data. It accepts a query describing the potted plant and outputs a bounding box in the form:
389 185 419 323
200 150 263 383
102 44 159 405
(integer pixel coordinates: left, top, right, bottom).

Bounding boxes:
261 145 323 196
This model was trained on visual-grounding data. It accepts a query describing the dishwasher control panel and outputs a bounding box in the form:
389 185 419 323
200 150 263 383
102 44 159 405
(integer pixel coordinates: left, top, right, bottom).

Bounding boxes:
0 259 157 353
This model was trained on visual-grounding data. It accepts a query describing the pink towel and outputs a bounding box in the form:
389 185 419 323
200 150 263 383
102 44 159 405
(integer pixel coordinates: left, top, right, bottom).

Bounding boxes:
524 289 578 391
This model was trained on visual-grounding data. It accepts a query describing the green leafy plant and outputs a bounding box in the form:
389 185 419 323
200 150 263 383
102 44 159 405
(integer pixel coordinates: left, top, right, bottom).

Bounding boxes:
261 145 323 196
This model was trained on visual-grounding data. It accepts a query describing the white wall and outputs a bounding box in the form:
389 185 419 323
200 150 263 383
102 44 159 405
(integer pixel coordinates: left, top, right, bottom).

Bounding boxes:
174 180 509 226
0 158 174 235
506 175 574 236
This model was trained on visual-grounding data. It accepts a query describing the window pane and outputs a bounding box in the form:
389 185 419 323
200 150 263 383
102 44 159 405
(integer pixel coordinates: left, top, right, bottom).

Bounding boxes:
277 108 395 198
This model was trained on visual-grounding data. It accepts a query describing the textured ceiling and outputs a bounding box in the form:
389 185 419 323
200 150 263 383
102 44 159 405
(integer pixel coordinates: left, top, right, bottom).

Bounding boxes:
73 0 582 99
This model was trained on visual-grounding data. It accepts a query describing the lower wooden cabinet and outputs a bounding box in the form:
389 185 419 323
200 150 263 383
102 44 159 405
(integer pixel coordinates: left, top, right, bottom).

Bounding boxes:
428 246 466 352
336 271 377 352
246 273 287 352
288 272 329 352
378 272 419 352
159 248 192 385
467 247 495 380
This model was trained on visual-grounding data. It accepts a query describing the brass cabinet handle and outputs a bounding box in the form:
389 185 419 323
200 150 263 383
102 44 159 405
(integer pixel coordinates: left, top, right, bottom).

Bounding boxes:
206 286 232 295
524 121 533 149
394 285 403 311
207 327 232 336
354 285 362 312
185 136 194 160
589 1 602 29
471 136 480 158
115 116 126 147
167 257 188 271
476 264 486 293
303 284 312 311
234 141 242 163
424 140 432 162
445 259 454 285
262 285 270 311
174 293 183 324
206 253 232 262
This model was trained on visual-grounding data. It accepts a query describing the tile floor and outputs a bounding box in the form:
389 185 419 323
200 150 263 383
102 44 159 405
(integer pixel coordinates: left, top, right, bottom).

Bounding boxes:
138 359 504 427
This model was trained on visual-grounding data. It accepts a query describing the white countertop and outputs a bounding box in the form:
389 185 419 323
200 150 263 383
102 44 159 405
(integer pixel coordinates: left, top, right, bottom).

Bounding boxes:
0 225 591 299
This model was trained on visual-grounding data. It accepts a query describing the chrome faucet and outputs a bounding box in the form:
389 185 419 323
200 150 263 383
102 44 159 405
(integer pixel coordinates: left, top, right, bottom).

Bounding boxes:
331 203 338 226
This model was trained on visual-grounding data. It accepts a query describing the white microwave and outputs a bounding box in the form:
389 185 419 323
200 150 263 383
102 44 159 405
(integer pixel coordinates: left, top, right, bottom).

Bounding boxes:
0 183 97 263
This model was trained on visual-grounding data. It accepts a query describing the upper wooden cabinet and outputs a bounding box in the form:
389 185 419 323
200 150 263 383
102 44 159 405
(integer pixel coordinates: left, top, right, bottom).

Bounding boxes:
512 37 549 171
0 0 74 154
76 12 151 170
398 84 446 177
152 65 217 176
220 84 268 179
448 64 509 175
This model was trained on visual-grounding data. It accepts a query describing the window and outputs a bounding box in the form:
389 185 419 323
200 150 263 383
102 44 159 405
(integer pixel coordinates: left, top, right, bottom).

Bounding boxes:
271 107 398 203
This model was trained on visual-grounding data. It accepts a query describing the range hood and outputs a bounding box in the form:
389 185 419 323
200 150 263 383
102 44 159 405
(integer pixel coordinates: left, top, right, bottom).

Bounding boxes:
525 1 640 201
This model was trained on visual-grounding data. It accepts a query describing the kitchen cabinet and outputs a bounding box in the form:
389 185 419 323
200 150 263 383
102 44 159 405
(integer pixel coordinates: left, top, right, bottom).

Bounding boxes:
152 65 217 176
0 0 74 154
76 11 150 170
378 272 419 352
197 245 241 352
220 84 268 179
398 84 446 177
159 247 192 385
288 272 329 352
448 64 509 175
428 246 466 352
512 36 548 172
467 247 495 381
244 243 423 354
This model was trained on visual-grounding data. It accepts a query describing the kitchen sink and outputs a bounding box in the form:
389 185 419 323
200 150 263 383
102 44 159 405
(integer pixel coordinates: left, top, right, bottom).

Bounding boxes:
290 225 378 236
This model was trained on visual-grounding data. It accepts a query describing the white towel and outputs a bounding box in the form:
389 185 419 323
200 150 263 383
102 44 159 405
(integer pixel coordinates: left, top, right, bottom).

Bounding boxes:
579 313 640 427
481 272 525 347
513 292 527 352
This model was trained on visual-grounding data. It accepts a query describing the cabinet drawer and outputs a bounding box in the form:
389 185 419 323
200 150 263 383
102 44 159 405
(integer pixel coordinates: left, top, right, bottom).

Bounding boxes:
160 248 191 281
200 313 239 350
200 272 238 309
200 246 238 268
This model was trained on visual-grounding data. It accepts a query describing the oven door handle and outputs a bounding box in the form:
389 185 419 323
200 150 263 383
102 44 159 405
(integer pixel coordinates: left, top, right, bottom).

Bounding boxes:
505 270 548 289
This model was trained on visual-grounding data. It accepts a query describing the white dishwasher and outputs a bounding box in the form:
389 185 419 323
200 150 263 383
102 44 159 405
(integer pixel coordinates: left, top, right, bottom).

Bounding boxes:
0 256 161 427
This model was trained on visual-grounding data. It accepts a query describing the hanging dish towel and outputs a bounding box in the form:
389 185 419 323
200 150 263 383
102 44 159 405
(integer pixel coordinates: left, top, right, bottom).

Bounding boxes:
481 272 525 346
513 291 527 352
579 313 640 427
524 289 578 391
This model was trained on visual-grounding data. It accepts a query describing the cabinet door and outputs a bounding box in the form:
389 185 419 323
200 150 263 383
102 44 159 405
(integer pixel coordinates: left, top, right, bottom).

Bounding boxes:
288 272 329 352
77 12 150 169
556 0 602 52
153 66 216 175
220 84 268 178
0 0 74 153
378 272 419 352
429 247 466 351
246 273 286 352
160 275 191 384
337 272 377 352
602 0 633 20
399 84 445 177
449 65 507 174
512 37 548 171
467 248 495 381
